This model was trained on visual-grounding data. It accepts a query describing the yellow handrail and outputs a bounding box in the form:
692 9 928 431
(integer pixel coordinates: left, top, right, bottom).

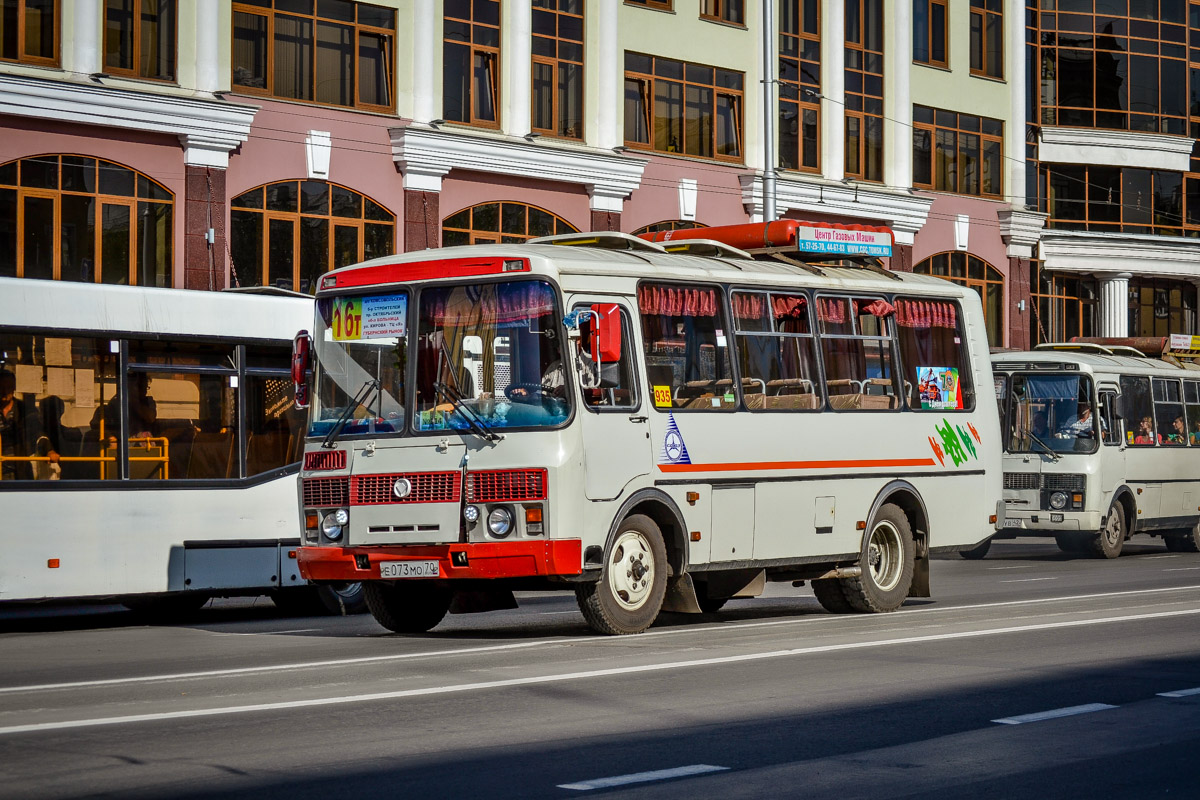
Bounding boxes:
0 434 170 480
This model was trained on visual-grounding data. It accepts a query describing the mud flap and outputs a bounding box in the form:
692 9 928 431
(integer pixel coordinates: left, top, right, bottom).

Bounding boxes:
908 555 931 598
660 572 703 614
449 588 519 614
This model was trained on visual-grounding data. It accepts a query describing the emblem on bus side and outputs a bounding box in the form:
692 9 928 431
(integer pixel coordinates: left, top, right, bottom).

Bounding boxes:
392 477 413 499
660 415 692 464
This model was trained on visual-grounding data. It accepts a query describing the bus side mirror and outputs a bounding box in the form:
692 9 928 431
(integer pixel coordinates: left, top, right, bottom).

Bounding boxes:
292 331 311 409
590 303 622 363
1110 395 1126 420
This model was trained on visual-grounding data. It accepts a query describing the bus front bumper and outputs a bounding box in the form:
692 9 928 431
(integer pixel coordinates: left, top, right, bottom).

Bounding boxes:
297 540 583 582
999 510 1102 533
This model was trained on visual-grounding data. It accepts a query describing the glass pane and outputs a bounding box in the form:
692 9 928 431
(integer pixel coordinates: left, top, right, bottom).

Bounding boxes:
301 180 329 215
473 51 497 121
363 223 392 259
23 196 55 280
98 162 136 197
0 188 15 278
315 21 353 106
299 216 328 294
268 217 295 290
655 80 683 152
330 185 363 218
230 210 263 287
139 0 176 80
502 203 526 235
137 174 171 201
246 374 305 474
443 42 470 122
232 11 268 89
100 203 131 285
25 0 56 59
274 14 314 101
532 60 554 130
333 224 358 269
21 156 57 190
472 203 499 232
60 195 96 283
528 207 554 237
685 84 712 157
716 93 740 157
358 31 393 107
266 182 298 213
62 157 96 193
556 60 581 137
137 201 171 287
231 188 263 210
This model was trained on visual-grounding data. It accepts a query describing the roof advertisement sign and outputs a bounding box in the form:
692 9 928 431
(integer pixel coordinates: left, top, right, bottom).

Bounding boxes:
795 226 892 258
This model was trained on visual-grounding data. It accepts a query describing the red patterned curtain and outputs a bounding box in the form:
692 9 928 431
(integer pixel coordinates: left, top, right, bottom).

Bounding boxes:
732 293 765 319
772 295 807 318
638 285 719 317
895 299 957 329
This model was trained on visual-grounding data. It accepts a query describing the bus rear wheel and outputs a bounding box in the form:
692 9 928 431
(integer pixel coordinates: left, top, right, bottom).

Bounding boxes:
1089 505 1125 559
575 514 667 635
1164 524 1200 553
363 581 452 633
812 578 854 614
841 504 915 613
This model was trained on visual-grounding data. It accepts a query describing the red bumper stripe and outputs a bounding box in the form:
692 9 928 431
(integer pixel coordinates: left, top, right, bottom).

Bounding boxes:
298 540 583 581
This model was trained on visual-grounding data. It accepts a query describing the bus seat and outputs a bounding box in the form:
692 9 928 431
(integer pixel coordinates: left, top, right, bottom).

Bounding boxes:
829 394 897 410
765 393 819 410
188 431 234 479
744 393 766 410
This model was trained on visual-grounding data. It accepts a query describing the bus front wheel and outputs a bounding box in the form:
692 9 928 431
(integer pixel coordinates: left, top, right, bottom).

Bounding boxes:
842 504 915 613
1090 505 1125 559
575 514 667 635
364 581 452 633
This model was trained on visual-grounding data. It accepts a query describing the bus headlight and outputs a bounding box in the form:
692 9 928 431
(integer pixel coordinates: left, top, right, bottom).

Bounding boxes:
487 506 513 538
322 508 349 540
1049 492 1069 510
463 504 480 524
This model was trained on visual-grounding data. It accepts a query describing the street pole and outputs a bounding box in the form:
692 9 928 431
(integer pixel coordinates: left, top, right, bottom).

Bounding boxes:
761 0 777 221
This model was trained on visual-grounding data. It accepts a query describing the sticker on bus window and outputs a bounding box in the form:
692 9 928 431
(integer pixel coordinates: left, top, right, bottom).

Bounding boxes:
332 294 407 341
653 385 673 407
918 367 963 410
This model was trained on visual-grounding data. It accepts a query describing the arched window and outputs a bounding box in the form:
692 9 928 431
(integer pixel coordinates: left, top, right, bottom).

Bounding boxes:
0 154 173 286
631 220 708 236
442 202 578 246
230 180 395 293
915 252 1004 346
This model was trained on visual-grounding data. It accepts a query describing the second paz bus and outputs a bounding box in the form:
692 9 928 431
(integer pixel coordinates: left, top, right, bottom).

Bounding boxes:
293 222 1003 635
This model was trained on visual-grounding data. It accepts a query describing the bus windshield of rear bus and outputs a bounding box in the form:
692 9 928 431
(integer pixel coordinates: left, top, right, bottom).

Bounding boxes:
1006 373 1097 454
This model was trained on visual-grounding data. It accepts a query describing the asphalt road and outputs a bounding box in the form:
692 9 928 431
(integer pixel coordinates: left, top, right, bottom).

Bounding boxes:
2 535 1199 799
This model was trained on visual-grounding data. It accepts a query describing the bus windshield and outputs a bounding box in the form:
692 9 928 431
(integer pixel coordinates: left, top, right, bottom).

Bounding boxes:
414 279 570 432
1006 373 1096 454
310 292 408 438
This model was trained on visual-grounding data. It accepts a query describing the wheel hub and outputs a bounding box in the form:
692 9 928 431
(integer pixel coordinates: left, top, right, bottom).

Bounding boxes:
609 530 654 610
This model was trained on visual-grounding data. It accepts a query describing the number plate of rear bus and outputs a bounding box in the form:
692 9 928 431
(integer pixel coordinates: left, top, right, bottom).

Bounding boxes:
1003 519 1023 529
380 560 440 578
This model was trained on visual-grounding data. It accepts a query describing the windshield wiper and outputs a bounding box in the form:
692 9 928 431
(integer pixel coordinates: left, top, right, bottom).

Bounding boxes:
434 381 503 443
1025 429 1061 462
321 379 380 449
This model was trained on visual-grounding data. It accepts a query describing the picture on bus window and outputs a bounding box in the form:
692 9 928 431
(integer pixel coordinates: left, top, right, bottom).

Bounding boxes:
918 367 962 410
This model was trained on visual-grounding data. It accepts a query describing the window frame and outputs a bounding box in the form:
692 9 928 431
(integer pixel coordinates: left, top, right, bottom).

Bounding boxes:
814 293 903 413
844 0 884 182
779 0 821 173
441 201 579 247
912 105 1004 199
730 288 825 413
968 0 1003 80
530 0 585 140
443 0 501 129
230 0 397 113
700 0 744 26
0 0 59 66
912 0 948 69
914 252 1005 349
103 0 177 83
571 301 642 414
624 1 672 10
894 296 975 413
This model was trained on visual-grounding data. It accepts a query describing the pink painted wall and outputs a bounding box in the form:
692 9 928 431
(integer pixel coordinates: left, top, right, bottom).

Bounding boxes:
225 97 404 247
0 116 187 285
440 170 592 233
911 193 1012 275
621 155 748 231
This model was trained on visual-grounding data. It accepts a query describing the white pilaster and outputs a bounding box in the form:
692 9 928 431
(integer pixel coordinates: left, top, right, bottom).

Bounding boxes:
194 0 221 93
70 0 101 76
1099 272 1132 338
886 0 912 191
1007 0 1026 208
412 0 437 122
594 0 620 149
503 0 533 137
820 0 845 181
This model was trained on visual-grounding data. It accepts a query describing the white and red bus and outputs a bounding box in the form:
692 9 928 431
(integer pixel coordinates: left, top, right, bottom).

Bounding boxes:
294 223 1003 634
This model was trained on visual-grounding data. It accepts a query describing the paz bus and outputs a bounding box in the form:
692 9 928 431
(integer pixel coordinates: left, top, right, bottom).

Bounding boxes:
0 278 362 616
293 222 1003 635
988 338 1200 558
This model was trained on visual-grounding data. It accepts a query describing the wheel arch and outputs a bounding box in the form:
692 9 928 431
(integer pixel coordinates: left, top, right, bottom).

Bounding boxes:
1111 485 1137 533
868 480 930 555
603 488 688 578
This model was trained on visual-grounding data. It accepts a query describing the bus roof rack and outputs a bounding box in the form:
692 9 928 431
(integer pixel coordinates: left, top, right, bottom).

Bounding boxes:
528 232 667 253
1035 341 1149 358
656 238 755 260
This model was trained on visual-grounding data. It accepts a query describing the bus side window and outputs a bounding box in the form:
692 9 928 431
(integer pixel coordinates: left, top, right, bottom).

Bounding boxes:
1184 381 1200 445
575 304 638 410
638 282 736 411
732 290 821 411
1098 390 1121 446
1152 378 1186 446
1119 376 1155 446
817 296 900 411
895 298 972 412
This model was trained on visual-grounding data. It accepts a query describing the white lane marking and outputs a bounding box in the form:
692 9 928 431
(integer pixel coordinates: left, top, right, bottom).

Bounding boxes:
987 566 1034 570
2 607 1198 737
558 764 728 791
992 703 1117 725
211 628 319 637
5 584 1200 696
1144 555 1181 560
1157 687 1200 698
1164 567 1200 572
1000 578 1058 583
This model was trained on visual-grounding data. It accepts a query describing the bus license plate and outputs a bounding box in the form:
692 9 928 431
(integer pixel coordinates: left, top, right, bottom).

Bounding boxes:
379 560 440 579
1003 519 1023 529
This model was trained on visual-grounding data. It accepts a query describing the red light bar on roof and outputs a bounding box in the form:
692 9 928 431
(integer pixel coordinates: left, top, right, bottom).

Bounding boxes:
323 257 530 290
639 220 893 258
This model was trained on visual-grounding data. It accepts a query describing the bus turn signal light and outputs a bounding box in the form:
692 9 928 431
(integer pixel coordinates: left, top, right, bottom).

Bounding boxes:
690 531 701 541
686 492 699 505
989 515 997 524
525 507 543 524
305 512 319 529
47 559 60 568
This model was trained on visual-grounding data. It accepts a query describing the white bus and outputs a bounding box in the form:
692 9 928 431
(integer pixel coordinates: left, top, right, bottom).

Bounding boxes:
0 278 362 615
990 340 1200 558
294 225 1003 635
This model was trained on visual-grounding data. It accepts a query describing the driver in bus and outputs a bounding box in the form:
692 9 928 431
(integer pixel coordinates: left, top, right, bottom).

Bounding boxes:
1056 402 1094 438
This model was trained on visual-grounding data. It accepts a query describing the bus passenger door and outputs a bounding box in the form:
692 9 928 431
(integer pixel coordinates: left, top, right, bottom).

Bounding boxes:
569 299 651 500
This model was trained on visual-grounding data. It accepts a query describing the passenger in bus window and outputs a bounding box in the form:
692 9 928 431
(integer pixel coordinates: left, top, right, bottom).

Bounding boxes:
1163 415 1187 445
91 372 158 445
0 369 60 481
1191 419 1200 446
1134 416 1155 445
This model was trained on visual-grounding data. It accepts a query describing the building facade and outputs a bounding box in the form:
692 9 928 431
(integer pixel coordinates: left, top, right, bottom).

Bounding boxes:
7 1 1185 349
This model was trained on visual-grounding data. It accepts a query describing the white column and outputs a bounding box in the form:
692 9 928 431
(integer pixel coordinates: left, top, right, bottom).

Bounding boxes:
503 0 533 137
194 0 220 93
886 0 912 191
594 0 621 149
820 0 845 182
1006 0 1026 209
1099 272 1132 337
70 0 101 75
412 1 437 122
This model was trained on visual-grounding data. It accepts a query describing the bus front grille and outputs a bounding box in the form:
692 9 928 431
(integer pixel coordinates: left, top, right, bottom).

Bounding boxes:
351 472 462 505
466 469 548 503
1003 473 1040 491
1004 473 1086 492
303 476 350 507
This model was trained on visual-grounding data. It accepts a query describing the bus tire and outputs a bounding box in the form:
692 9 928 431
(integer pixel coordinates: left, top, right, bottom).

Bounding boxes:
958 539 992 560
842 504 915 613
575 514 667 635
1164 525 1200 553
1090 504 1125 559
1055 533 1086 553
812 578 854 614
363 581 452 633
317 582 368 615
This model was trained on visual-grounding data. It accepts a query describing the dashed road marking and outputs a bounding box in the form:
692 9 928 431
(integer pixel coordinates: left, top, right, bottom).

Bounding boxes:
993 703 1117 725
1164 567 1200 572
559 764 728 791
1000 577 1058 583
1158 687 1200 698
